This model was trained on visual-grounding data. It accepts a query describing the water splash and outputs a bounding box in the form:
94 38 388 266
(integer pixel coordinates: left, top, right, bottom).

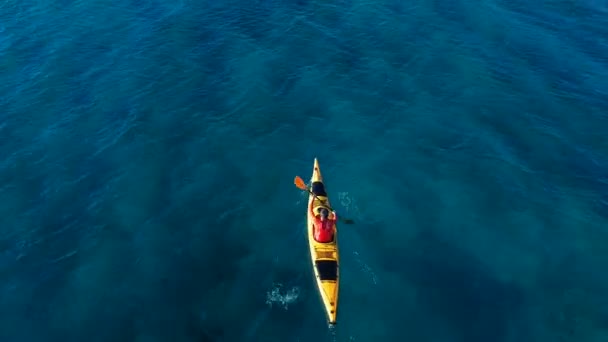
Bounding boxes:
328 323 337 342
353 251 378 285
337 191 361 219
265 283 300 310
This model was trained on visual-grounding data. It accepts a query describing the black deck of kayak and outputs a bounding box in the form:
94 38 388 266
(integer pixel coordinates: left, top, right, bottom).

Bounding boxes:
312 181 327 197
315 260 338 281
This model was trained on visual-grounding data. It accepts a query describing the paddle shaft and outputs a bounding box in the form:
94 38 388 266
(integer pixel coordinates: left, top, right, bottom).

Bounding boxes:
305 189 337 213
296 176 354 224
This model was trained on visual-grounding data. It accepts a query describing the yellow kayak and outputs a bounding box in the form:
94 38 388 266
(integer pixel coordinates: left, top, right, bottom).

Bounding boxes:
306 158 340 324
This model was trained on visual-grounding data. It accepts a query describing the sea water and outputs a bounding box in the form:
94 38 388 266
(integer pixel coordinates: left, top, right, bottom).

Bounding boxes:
1 0 607 341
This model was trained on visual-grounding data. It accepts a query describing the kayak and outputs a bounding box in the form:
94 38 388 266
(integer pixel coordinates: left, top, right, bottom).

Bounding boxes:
306 158 340 324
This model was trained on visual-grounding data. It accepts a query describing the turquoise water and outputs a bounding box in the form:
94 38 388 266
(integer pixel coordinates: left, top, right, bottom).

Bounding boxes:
2 0 608 341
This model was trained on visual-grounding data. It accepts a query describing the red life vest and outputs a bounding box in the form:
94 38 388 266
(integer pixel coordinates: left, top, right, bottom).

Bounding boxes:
310 202 336 243
314 219 334 243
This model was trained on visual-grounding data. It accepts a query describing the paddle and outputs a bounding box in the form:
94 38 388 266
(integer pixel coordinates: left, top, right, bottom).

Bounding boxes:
294 176 355 224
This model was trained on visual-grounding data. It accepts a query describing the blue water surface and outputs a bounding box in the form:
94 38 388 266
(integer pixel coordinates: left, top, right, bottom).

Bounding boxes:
1 0 608 341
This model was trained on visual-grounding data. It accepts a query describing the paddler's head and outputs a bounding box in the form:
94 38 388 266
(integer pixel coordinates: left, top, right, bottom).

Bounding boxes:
319 208 329 221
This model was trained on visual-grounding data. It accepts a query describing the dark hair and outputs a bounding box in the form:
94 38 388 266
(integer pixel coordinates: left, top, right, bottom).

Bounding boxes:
319 208 329 219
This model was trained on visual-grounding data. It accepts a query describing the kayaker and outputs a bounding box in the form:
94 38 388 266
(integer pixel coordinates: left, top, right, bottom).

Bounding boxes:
311 204 337 243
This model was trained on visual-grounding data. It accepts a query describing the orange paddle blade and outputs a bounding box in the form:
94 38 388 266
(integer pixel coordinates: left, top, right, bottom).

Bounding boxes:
294 176 308 190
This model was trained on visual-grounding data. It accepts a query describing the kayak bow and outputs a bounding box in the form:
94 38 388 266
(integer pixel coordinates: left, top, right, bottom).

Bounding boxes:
306 158 340 324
